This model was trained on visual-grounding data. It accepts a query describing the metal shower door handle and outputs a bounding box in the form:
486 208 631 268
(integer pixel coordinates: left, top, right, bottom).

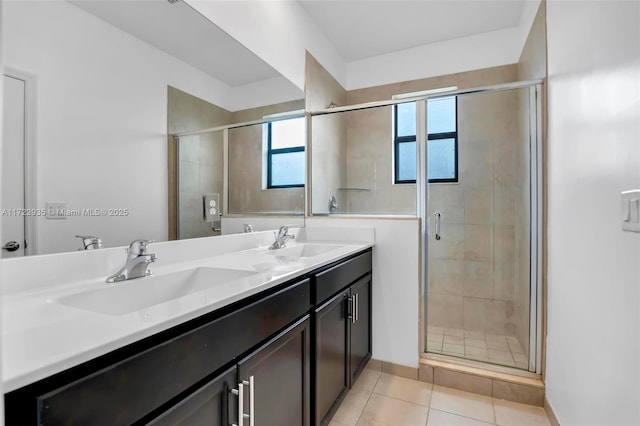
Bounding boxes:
434 212 441 240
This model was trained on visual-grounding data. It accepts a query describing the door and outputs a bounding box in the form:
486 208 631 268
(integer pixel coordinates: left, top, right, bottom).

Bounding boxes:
238 316 310 426
314 290 349 425
423 86 540 372
1 74 26 257
349 274 372 384
148 367 238 426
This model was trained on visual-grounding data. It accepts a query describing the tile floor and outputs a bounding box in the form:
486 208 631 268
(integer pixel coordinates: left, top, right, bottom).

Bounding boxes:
329 369 551 426
426 326 529 370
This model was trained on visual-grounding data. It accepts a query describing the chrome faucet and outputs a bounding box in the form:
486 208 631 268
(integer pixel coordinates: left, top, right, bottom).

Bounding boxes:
76 235 103 250
269 225 297 250
106 239 157 283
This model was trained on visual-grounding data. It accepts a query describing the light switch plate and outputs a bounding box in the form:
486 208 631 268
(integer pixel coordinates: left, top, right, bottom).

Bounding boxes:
46 202 67 220
621 190 640 232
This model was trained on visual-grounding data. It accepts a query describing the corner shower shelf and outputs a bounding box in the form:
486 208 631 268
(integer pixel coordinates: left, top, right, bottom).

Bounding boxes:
337 187 371 192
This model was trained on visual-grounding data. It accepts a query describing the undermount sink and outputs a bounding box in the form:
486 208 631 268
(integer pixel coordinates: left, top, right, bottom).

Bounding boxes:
266 244 342 258
56 267 258 316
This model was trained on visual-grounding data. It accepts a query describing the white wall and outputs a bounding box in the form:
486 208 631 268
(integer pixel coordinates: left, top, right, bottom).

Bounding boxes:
227 75 304 112
546 1 640 424
3 1 229 254
186 0 346 91
0 0 5 420
344 0 541 91
346 27 523 91
306 218 421 368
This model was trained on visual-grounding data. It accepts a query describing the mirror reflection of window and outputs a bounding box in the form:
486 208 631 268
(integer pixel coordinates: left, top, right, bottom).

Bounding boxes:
264 116 305 188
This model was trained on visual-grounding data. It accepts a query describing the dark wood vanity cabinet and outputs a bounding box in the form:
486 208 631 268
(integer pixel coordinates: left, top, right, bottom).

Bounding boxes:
4 248 372 426
313 251 372 426
349 274 372 385
313 290 350 426
237 316 311 426
150 316 311 426
148 367 238 426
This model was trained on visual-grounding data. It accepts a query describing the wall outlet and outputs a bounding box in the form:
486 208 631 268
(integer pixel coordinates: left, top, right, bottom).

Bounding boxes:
46 202 67 220
203 193 220 222
621 190 640 232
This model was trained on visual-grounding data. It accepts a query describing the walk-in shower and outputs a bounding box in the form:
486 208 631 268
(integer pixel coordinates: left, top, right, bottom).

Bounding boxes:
308 81 542 373
423 83 542 373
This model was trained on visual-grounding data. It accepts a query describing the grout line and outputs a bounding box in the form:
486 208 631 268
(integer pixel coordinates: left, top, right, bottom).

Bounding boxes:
491 386 498 425
354 384 375 425
428 406 498 425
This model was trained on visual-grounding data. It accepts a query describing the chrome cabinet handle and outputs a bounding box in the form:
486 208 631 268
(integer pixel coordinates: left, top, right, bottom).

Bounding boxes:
434 212 441 240
231 382 243 426
348 296 355 324
249 376 255 426
354 293 359 323
231 380 250 426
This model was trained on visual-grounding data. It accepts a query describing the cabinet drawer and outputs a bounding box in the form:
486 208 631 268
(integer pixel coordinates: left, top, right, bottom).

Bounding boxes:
36 279 311 426
313 250 372 304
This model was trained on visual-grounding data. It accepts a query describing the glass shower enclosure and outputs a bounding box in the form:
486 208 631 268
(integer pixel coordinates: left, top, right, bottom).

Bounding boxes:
423 84 542 372
308 81 543 373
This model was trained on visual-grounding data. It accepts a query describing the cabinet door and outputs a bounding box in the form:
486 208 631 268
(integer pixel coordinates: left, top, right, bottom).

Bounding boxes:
313 291 349 425
238 315 310 426
148 367 237 426
349 274 372 385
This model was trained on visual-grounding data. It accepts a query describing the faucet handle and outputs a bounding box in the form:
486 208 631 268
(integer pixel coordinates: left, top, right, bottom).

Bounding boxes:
76 235 103 250
128 239 154 255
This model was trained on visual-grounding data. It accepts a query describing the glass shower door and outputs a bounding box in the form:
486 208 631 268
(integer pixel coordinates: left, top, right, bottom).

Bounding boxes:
425 85 540 372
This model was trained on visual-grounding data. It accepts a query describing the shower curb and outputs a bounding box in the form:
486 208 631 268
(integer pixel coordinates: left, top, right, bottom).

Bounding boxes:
366 357 545 407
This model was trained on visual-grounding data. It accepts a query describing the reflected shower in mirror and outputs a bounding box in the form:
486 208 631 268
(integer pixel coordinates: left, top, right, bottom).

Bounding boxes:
227 115 306 217
167 89 305 240
1 0 304 256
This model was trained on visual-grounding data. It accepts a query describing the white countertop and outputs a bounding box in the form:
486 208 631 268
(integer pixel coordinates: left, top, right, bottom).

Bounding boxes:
2 237 372 392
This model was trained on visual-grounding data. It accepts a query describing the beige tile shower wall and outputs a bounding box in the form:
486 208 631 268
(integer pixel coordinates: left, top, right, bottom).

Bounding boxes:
342 106 416 214
168 86 230 240
515 1 547 359
343 65 519 215
230 99 305 124
305 51 347 214
226 99 306 215
168 86 231 134
227 124 305 214
427 88 522 337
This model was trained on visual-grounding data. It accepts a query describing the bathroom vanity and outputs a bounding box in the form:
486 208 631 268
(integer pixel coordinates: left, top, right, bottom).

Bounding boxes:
3 236 372 426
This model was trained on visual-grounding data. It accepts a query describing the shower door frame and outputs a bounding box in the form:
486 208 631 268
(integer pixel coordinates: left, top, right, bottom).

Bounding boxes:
417 80 544 374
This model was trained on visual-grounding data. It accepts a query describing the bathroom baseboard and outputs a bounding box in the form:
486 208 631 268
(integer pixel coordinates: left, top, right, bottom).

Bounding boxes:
544 396 561 426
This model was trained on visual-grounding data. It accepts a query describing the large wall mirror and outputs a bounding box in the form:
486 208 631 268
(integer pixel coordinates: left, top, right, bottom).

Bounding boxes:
1 0 305 257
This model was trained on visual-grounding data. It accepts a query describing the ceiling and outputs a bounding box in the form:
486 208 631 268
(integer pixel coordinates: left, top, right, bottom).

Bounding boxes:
299 0 527 61
70 0 528 88
69 0 280 87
